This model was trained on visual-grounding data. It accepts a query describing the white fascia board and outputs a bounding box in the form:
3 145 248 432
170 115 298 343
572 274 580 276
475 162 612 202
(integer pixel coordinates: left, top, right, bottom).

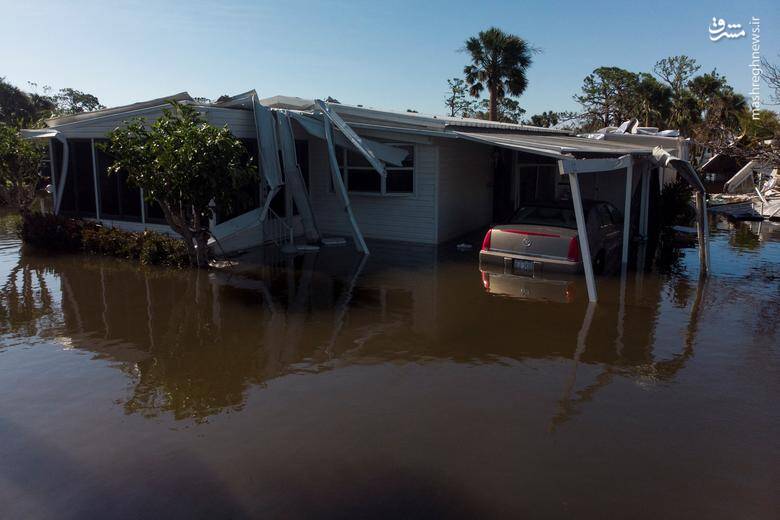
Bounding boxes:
21 129 59 139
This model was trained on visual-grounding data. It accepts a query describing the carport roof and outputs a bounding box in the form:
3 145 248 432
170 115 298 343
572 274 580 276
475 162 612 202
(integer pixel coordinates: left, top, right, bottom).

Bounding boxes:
453 131 657 159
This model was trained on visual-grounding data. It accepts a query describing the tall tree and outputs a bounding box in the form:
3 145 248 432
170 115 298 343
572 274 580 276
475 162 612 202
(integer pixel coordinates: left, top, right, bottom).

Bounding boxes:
653 55 701 133
472 97 526 123
760 55 780 104
104 102 256 267
574 67 639 130
444 78 476 117
462 27 536 121
52 88 104 114
0 78 40 126
634 73 672 128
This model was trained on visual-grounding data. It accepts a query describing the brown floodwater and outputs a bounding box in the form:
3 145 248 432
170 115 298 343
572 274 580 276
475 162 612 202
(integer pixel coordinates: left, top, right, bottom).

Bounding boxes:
0 213 778 519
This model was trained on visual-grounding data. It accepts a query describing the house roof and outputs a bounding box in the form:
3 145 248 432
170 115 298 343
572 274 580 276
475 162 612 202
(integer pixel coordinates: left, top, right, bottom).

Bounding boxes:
326 102 569 135
40 88 571 136
45 92 194 127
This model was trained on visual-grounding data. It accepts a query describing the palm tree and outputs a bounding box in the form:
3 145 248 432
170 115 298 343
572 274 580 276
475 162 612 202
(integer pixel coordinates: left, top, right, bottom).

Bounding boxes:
463 27 536 121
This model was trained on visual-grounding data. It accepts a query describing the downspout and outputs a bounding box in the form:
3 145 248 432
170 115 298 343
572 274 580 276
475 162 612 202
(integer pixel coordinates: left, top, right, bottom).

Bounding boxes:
53 134 70 214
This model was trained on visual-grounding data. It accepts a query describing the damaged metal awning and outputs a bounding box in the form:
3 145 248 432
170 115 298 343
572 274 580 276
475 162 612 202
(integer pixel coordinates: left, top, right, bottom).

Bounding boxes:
289 111 408 167
453 131 654 158
252 95 284 222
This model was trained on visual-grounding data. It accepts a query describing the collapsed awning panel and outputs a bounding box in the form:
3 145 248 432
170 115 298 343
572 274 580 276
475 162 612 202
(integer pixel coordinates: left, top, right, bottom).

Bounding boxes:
454 130 655 159
315 100 387 176
252 96 283 190
289 112 408 166
651 147 706 193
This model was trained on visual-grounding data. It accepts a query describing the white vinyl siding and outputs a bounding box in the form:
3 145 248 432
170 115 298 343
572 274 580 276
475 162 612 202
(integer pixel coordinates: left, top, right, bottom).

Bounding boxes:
436 138 493 243
308 137 437 244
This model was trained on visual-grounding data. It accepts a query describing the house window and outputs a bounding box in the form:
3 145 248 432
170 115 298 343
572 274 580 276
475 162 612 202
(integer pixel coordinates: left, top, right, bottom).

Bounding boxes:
335 144 414 195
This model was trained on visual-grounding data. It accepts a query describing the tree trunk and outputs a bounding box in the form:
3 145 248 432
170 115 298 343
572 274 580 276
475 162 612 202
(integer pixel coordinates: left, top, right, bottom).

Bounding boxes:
193 231 210 268
158 200 209 268
489 85 498 122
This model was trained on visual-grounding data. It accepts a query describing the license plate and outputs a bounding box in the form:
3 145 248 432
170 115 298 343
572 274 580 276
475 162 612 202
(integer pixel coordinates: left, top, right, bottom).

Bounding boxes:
513 259 534 276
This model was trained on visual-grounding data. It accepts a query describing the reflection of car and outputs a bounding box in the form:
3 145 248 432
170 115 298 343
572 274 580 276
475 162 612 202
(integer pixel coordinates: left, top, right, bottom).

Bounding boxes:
480 267 579 303
479 200 622 276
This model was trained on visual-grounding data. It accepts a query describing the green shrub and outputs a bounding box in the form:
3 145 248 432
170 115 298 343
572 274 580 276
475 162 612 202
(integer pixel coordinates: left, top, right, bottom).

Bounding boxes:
139 231 188 267
19 212 86 251
660 179 696 227
19 212 189 268
82 226 142 259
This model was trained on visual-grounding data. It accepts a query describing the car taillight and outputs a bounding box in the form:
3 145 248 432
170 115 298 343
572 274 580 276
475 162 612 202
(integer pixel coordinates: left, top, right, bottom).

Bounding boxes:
567 236 581 262
481 271 490 289
481 229 492 251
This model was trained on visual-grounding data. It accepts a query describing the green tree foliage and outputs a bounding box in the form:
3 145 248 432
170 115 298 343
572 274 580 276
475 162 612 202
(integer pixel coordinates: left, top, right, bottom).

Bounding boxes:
0 78 104 127
463 27 536 121
574 67 640 129
652 55 701 133
52 88 104 114
634 73 672 128
689 71 747 144
526 111 559 128
104 102 256 267
0 78 45 126
471 97 526 123
0 123 45 210
444 78 476 117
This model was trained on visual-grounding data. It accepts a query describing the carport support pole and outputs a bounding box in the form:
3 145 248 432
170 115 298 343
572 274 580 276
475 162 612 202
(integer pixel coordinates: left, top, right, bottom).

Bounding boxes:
621 160 634 265
639 162 650 239
563 165 597 303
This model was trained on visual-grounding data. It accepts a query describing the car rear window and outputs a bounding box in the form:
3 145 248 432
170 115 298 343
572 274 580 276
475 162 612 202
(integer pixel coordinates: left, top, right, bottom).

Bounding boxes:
509 205 578 229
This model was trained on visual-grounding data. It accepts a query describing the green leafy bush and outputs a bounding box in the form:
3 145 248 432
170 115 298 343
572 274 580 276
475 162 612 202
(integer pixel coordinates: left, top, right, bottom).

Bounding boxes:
660 179 696 227
139 231 188 267
19 212 188 268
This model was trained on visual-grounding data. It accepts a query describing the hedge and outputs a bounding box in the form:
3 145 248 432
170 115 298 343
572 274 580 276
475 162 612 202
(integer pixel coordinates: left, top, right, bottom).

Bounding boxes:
19 212 189 268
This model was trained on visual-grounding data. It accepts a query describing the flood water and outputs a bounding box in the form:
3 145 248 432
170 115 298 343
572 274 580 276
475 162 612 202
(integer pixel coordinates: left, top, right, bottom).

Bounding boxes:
1 212 778 519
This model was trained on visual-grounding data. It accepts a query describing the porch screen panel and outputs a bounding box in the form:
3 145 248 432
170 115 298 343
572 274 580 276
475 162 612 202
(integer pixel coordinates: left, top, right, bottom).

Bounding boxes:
61 139 96 217
95 139 142 221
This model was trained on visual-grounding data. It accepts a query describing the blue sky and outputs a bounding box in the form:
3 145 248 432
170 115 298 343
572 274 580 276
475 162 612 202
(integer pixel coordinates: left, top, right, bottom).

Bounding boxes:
2 0 778 117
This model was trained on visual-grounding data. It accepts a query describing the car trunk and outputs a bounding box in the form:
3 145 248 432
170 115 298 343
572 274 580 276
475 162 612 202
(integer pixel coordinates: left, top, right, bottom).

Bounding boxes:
489 225 578 260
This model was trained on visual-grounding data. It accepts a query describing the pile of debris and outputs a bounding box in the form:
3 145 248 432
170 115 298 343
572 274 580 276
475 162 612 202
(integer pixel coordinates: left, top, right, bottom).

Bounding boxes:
708 158 780 221
578 118 680 139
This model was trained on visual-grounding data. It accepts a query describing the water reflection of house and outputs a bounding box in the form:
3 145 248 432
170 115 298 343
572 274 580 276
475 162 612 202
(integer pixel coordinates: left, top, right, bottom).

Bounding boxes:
3 239 704 425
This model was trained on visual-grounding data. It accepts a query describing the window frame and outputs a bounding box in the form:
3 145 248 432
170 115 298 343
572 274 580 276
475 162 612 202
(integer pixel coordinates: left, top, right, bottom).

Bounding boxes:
336 143 415 197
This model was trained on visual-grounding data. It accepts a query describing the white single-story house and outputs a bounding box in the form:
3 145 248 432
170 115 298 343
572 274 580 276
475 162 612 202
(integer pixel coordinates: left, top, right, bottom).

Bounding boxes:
23 90 707 301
